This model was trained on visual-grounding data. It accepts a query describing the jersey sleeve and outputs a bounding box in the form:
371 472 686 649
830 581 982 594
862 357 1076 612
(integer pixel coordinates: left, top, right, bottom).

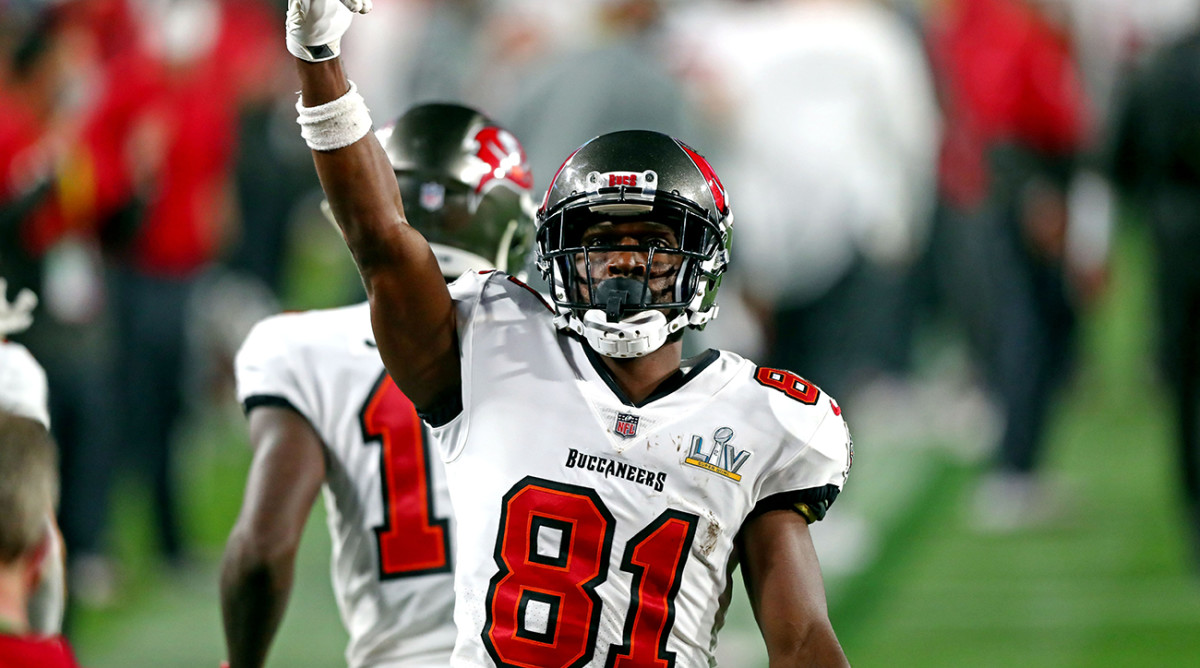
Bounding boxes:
430 270 551 462
446 270 499 332
754 394 853 523
234 315 318 422
425 271 493 460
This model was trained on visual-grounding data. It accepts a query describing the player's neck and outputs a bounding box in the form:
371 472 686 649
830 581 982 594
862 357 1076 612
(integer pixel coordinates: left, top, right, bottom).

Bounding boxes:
0 566 30 635
597 340 684 405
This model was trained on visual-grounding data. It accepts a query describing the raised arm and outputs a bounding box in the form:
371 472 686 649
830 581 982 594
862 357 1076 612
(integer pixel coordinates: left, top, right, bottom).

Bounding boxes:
289 1 459 410
739 509 850 667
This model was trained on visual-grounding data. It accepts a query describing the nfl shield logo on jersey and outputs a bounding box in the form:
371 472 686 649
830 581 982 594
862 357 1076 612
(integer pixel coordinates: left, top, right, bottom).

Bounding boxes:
614 413 639 438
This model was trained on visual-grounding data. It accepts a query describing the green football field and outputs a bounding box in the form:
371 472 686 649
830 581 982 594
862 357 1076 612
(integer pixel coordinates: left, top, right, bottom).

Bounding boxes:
66 222 1200 667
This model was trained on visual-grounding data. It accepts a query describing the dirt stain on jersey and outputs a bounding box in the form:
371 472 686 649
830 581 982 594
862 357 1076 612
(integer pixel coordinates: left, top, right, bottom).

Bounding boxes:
640 434 663 455
697 510 722 557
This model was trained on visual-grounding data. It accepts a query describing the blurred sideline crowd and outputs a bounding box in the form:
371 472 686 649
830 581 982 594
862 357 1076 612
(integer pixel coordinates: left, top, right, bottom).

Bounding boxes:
2 0 1199 625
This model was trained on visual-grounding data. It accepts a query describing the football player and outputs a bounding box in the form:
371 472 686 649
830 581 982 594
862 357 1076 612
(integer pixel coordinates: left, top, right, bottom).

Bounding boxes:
218 103 535 668
286 1 852 666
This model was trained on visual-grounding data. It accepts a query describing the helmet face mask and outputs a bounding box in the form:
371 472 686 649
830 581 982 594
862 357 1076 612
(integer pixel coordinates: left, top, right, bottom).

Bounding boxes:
540 200 723 318
535 132 732 358
571 219 685 317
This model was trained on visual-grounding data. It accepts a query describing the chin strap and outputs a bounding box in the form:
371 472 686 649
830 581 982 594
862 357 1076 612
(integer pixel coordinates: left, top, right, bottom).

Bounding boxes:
562 308 690 358
581 309 667 358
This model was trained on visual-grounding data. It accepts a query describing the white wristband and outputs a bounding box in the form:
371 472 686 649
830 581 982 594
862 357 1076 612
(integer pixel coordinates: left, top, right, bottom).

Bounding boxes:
296 80 372 151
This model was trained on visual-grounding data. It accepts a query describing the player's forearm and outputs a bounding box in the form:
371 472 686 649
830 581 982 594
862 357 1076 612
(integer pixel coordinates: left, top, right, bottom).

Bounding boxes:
765 620 849 668
219 531 297 668
295 58 408 279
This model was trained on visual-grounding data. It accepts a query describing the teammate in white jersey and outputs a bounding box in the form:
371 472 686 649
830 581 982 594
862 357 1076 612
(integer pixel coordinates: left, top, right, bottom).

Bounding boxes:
219 102 536 668
286 2 852 665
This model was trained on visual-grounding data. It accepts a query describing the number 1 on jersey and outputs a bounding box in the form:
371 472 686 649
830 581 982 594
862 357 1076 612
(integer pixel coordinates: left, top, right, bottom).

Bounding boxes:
608 510 697 668
360 372 451 578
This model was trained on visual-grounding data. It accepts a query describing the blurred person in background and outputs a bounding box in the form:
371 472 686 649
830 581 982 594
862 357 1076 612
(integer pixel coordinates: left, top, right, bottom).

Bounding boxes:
1109 18 1200 567
221 103 536 668
339 0 518 121
225 0 308 299
501 0 696 289
0 0 126 610
0 285 77 667
925 0 1104 529
5 0 282 606
673 0 940 403
70 0 277 586
404 0 488 108
335 0 437 123
502 0 696 197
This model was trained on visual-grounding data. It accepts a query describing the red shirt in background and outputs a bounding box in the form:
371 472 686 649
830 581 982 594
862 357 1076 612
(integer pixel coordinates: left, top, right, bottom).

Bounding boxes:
81 0 277 276
928 0 1091 208
0 89 76 259
0 91 53 205
5 0 278 275
0 634 81 668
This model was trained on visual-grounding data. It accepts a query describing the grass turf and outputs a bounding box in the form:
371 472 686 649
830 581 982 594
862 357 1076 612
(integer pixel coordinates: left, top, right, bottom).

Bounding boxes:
832 224 1200 667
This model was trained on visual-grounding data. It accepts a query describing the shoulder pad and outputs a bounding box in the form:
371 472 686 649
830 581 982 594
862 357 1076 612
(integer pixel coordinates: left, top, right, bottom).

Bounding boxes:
751 365 841 440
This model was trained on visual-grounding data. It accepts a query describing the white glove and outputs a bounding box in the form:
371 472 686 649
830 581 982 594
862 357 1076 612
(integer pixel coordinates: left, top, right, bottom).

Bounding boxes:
286 0 373 63
0 279 37 337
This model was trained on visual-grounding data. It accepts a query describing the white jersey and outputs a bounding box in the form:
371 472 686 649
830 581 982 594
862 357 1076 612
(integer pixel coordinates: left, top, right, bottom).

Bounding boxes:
436 272 853 668
235 303 456 668
0 340 50 429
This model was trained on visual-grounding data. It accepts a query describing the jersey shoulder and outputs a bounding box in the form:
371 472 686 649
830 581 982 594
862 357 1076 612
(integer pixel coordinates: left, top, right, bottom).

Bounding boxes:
450 270 551 307
234 303 373 404
723 355 843 437
449 270 554 328
238 303 370 362
734 357 852 473
726 357 853 521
